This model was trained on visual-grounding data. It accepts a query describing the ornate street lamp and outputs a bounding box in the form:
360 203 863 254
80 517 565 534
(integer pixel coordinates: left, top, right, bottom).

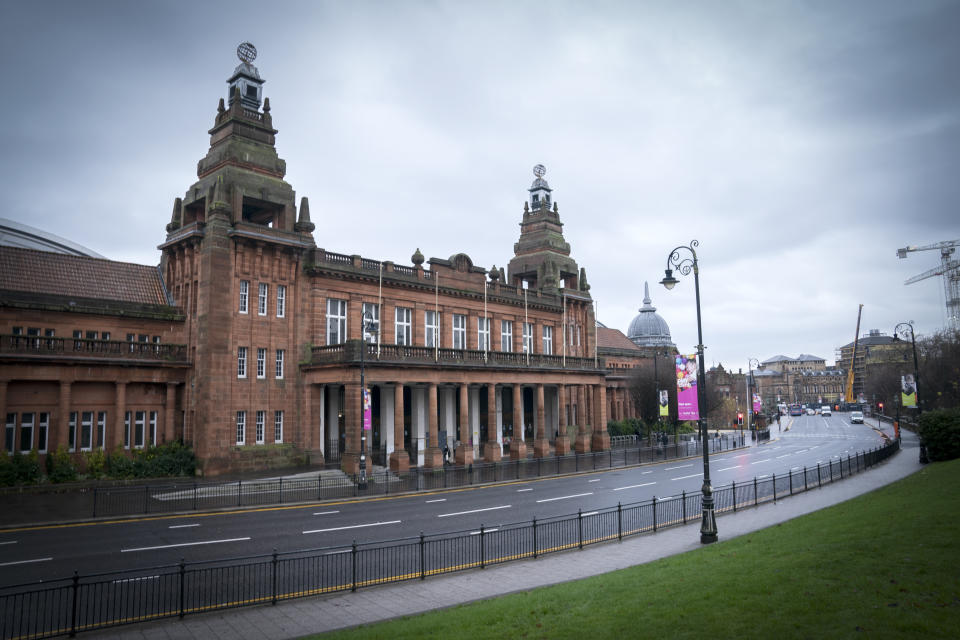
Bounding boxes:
893 322 927 463
747 357 759 439
358 311 377 489
660 240 717 544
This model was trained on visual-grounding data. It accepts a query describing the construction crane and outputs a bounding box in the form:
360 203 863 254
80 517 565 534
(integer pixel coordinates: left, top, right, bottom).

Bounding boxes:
844 304 863 406
897 239 960 332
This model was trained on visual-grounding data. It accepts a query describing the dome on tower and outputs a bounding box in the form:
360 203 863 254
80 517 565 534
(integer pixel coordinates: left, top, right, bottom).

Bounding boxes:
627 281 675 348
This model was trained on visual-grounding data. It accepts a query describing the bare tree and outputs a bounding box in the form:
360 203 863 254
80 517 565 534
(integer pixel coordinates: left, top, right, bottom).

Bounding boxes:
917 329 960 410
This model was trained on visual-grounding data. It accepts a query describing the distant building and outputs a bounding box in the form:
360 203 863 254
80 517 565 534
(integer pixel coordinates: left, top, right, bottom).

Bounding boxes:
751 353 843 410
835 329 910 401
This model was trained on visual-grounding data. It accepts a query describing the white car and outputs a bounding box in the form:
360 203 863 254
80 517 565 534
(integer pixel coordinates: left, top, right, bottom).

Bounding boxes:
850 411 864 424
821 406 832 416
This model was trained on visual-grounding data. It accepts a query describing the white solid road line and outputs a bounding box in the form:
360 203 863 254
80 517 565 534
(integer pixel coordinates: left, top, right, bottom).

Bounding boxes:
438 505 511 518
581 511 599 517
168 523 200 529
469 528 500 535
0 557 52 567
313 510 341 515
613 482 656 491
716 465 740 472
776 454 791 458
751 459 772 464
588 479 601 483
671 473 703 481
0 540 17 545
112 575 160 584
122 537 251 553
665 464 693 470
517 488 533 492
303 521 401 534
425 499 447 503
536 492 593 503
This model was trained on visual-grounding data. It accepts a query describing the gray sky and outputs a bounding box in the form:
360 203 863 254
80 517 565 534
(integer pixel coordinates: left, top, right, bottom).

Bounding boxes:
2 0 958 368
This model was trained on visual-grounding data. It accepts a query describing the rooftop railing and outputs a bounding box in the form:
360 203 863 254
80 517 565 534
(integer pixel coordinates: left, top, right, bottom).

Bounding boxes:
0 336 189 364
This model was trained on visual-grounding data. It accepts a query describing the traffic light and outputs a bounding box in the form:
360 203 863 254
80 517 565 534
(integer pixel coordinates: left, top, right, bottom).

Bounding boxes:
737 412 743 426
878 402 884 413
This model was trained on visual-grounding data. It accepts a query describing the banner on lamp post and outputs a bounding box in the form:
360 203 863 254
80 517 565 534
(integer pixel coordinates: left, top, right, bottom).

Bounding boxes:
675 354 699 421
752 393 761 413
901 375 917 408
363 388 372 430
659 390 669 417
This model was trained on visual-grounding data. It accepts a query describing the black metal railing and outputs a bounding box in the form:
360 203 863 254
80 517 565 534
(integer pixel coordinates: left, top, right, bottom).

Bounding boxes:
0 439 900 639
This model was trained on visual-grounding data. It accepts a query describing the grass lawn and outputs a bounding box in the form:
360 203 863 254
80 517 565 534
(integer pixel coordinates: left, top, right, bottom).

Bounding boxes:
316 458 960 639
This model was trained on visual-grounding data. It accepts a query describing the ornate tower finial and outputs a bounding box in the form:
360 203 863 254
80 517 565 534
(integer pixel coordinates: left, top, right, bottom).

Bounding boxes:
295 196 315 233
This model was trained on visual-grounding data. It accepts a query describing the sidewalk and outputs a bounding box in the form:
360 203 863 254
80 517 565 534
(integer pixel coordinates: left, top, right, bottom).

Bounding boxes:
95 432 924 640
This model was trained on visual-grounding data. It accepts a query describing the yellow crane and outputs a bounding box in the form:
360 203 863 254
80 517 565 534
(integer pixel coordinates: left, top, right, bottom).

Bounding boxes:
844 304 864 406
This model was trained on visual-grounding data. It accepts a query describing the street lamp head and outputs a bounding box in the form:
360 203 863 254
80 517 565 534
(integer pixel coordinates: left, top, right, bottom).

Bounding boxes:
660 269 678 290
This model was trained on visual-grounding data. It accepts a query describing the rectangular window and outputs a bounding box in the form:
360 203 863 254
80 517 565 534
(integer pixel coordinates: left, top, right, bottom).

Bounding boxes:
577 324 581 346
80 412 93 451
395 307 412 346
38 413 49 453
361 302 380 343
452 314 466 350
275 349 284 379
44 328 55 337
327 299 347 345
239 280 249 313
543 325 553 355
256 347 266 379
425 310 439 348
101 331 110 341
258 283 268 315
149 411 157 446
274 411 284 443
523 322 534 354
236 411 246 445
134 411 145 449
501 320 513 352
4 413 14 454
69 412 78 452
276 285 286 318
85 330 98 340
96 412 106 450
11 327 22 336
19 413 34 453
124 411 131 449
256 410 265 444
238 346 248 378
478 317 490 351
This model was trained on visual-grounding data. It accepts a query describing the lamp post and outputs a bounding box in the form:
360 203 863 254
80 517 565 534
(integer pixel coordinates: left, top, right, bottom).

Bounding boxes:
746 357 759 440
358 311 376 489
893 322 926 463
660 239 717 544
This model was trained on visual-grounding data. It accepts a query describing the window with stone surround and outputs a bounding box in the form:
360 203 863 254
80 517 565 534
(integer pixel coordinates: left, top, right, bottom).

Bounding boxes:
478 317 490 351
274 411 283 443
124 412 130 449
95 412 105 451
239 280 249 313
523 322 533 354
150 411 157 446
501 320 513 352
258 283 268 316
70 412 78 452
38 413 49 453
19 413 33 453
4 413 14 454
425 310 439 348
256 410 265 444
327 299 347 345
257 348 266 379
238 346 248 378
276 285 286 318
80 412 93 451
453 314 466 350
362 302 380 343
395 307 412 346
134 411 145 449
276 349 284 379
236 411 246 445
543 325 553 355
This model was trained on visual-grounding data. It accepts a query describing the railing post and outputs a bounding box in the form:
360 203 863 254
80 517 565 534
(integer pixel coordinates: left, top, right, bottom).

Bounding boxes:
773 473 777 503
179 558 185 618
803 466 808 491
92 486 98 518
532 517 538 558
271 549 278 605
817 463 822 487
318 473 322 500
238 480 242 507
577 509 584 549
753 477 758 506
279 478 283 504
419 532 426 580
617 502 623 541
144 484 149 514
351 540 358 591
732 481 737 512
682 490 687 523
69 571 79 637
789 470 793 495
480 524 486 569
193 482 198 511
652 497 658 532
829 459 833 482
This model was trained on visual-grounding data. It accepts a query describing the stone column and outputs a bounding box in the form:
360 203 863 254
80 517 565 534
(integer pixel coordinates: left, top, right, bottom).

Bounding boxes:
484 384 501 462
555 383 571 455
424 384 442 467
575 384 591 453
389 384 409 472
534 384 550 457
164 383 177 444
114 381 126 450
510 384 526 460
456 383 473 465
592 384 610 451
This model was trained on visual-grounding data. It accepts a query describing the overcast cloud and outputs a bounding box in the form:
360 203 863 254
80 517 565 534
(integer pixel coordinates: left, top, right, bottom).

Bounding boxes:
2 0 958 369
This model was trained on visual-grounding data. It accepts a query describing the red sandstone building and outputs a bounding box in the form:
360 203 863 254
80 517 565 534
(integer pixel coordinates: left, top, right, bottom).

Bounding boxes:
0 48 631 476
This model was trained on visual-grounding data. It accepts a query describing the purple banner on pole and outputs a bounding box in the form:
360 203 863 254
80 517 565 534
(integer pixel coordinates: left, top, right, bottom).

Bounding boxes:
363 388 372 431
752 393 761 413
676 354 699 421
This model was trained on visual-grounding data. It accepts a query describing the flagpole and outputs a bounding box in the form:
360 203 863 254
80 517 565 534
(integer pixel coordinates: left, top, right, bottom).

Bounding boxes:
434 271 439 362
377 262 383 357
593 300 598 368
524 286 529 366
484 278 488 362
562 292 566 368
